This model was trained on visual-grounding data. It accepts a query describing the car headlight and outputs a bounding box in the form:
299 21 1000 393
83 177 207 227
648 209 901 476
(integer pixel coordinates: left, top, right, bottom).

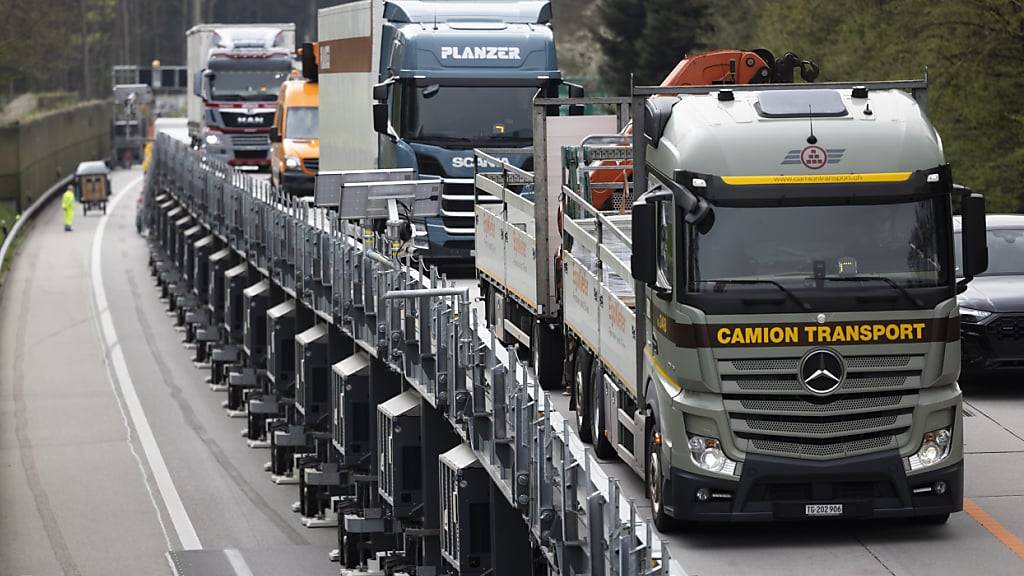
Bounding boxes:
204 133 220 145
285 156 301 170
908 427 953 471
958 306 992 323
688 435 737 475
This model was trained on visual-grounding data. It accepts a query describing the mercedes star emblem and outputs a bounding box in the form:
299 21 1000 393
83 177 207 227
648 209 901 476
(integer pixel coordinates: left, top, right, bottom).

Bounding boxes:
799 348 845 395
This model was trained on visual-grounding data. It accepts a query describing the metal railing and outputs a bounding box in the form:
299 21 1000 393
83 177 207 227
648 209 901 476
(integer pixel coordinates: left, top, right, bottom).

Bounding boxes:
146 132 679 576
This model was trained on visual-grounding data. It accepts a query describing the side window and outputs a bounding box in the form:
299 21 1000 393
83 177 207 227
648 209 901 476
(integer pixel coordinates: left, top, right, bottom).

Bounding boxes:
657 200 674 290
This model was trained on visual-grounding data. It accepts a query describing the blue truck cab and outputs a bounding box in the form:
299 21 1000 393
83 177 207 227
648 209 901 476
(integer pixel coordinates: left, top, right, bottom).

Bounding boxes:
371 1 566 262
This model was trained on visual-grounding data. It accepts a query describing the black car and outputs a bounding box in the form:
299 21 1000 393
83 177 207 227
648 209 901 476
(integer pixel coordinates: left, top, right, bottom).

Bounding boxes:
955 214 1024 378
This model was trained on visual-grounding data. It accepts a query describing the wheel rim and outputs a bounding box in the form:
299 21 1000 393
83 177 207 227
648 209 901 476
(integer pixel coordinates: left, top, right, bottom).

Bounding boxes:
649 437 663 514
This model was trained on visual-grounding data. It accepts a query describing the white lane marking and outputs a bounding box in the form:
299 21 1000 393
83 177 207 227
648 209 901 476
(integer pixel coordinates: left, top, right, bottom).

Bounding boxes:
91 174 203 550
224 549 256 576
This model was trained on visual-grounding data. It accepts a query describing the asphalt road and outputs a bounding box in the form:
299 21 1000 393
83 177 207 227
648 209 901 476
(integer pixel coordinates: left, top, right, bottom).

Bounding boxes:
0 169 335 576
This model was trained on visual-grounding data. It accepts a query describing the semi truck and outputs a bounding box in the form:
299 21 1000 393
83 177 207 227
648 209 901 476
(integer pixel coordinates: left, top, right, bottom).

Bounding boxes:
474 51 990 529
186 24 296 170
317 0 573 263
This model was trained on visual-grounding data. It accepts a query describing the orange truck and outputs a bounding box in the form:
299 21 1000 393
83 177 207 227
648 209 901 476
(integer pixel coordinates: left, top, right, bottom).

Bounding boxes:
270 42 319 196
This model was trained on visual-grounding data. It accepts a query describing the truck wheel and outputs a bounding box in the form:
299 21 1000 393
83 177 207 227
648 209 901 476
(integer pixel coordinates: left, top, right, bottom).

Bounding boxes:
647 420 678 532
532 319 564 391
590 360 616 459
573 346 593 442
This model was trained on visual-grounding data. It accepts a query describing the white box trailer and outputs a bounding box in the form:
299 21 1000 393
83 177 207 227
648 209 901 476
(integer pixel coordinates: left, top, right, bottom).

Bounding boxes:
316 1 384 172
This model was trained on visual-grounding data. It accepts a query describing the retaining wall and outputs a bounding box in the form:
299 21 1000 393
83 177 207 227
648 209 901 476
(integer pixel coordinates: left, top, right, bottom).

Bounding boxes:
0 100 110 212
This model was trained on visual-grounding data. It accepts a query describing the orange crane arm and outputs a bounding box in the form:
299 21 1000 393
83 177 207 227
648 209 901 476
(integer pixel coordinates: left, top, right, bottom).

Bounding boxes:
587 49 792 210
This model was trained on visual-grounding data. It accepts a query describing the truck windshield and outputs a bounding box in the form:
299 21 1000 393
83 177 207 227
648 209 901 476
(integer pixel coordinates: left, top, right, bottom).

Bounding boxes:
954 228 1024 276
690 197 949 291
210 69 289 101
285 107 318 140
402 85 535 144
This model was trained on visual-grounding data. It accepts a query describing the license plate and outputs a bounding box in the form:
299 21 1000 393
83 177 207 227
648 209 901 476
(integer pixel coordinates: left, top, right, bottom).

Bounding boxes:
805 504 844 517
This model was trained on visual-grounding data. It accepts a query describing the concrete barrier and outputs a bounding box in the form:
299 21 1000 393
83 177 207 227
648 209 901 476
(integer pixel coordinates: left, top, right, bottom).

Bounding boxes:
0 100 111 212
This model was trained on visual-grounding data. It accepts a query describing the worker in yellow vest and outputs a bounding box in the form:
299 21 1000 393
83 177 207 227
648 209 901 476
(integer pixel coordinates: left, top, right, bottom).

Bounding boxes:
61 185 75 232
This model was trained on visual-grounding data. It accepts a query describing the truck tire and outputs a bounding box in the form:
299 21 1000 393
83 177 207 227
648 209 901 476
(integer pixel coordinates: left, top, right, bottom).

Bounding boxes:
590 360 615 459
647 419 678 532
532 319 564 391
573 346 593 442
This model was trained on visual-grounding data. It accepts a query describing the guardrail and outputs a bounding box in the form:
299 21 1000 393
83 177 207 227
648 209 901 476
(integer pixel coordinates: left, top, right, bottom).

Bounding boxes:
0 174 73 276
147 132 679 575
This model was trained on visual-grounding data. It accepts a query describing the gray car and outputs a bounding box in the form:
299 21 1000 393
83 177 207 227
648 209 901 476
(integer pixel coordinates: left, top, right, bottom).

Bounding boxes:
955 214 1024 377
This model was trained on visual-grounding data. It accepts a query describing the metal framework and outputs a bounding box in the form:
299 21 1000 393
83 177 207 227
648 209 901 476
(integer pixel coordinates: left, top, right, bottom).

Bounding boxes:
145 133 678 576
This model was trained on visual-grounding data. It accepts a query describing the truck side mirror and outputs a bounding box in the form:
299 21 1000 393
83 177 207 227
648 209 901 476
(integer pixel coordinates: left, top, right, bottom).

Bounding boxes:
268 127 281 143
631 201 658 285
960 191 988 285
373 82 390 102
373 103 390 136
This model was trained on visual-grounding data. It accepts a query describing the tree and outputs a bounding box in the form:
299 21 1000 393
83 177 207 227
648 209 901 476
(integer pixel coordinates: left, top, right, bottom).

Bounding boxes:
592 0 647 95
635 0 710 86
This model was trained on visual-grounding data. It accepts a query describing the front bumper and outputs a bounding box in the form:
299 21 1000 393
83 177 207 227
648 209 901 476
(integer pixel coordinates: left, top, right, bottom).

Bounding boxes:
280 171 315 196
667 450 962 522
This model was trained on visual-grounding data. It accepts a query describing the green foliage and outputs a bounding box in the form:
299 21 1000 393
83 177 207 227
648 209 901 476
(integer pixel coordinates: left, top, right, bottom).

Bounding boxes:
594 0 713 93
593 0 648 95
636 0 710 86
702 0 1024 213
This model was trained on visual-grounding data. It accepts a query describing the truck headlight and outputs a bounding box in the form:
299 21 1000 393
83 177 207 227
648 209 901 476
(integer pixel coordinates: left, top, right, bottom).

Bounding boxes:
908 427 953 470
205 133 220 145
688 435 737 475
958 306 992 323
285 156 301 170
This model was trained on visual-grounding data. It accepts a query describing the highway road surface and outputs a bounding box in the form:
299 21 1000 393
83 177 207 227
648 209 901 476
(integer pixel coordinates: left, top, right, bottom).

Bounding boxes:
0 169 335 576
1 169 1022 576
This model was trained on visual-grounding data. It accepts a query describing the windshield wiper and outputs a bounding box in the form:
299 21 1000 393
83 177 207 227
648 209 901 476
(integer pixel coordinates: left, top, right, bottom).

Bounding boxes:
809 275 924 307
696 279 812 311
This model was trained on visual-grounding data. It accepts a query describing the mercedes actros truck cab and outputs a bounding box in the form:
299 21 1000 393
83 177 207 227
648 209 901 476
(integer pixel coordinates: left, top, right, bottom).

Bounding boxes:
625 82 990 528
187 24 296 170
474 53 990 529
318 0 570 263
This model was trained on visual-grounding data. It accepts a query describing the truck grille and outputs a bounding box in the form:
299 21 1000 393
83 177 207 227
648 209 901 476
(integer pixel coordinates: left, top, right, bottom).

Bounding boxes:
440 179 498 235
230 134 269 149
750 435 897 458
220 111 275 129
303 158 319 172
721 354 922 460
